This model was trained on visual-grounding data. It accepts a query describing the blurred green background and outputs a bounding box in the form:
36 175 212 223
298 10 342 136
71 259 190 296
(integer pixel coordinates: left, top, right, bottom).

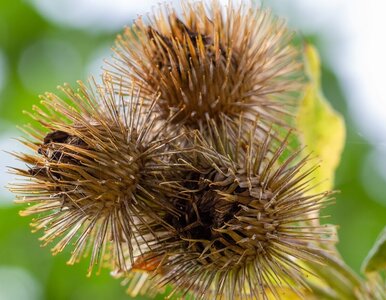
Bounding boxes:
0 1 385 299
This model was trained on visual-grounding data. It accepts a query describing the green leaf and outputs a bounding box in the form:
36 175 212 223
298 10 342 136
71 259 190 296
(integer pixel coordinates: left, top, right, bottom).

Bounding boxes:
362 226 386 273
296 44 346 193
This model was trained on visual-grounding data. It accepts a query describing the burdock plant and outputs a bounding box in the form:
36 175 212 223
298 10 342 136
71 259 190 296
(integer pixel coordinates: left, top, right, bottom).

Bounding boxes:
9 1 386 299
123 118 336 299
110 1 302 128
10 77 183 275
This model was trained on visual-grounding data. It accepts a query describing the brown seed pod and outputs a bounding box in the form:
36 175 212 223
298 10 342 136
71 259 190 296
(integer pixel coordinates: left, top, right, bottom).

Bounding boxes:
109 1 303 129
9 76 182 275
120 117 336 299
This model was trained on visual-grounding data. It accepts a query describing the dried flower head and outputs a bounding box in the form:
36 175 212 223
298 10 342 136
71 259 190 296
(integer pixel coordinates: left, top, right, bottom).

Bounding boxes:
122 117 335 299
110 1 303 128
9 77 181 275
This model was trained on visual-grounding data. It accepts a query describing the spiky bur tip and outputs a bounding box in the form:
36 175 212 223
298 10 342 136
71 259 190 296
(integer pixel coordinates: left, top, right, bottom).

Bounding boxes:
109 1 304 129
118 117 336 300
9 76 182 276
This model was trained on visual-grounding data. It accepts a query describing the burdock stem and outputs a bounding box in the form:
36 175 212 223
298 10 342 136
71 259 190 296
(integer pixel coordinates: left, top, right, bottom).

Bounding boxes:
308 249 366 299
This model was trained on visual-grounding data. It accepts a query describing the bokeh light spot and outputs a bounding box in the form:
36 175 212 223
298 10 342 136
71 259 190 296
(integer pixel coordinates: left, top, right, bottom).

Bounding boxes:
27 0 167 32
0 128 29 206
0 266 42 300
18 39 82 94
85 44 112 83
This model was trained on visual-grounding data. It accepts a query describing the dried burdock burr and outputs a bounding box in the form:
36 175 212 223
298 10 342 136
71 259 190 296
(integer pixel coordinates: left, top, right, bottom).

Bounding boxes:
121 117 336 299
109 1 303 128
9 76 182 276
8 0 381 298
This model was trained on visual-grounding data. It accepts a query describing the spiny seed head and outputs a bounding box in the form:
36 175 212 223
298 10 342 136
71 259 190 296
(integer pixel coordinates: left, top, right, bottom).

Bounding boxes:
110 1 303 128
120 118 335 299
9 76 181 275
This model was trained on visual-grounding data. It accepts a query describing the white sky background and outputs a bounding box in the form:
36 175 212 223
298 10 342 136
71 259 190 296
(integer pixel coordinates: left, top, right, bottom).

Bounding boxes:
1 0 386 203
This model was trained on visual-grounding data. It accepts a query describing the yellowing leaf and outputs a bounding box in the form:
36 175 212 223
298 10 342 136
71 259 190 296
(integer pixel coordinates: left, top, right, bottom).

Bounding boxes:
362 226 386 273
297 44 346 192
264 288 314 300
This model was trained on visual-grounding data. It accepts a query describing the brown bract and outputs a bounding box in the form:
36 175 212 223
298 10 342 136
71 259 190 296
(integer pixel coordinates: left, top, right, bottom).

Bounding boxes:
110 1 303 128
120 118 336 299
9 77 182 275
8 2 335 299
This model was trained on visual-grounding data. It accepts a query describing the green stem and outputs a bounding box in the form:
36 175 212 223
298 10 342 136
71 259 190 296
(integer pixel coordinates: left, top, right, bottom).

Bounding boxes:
307 249 365 299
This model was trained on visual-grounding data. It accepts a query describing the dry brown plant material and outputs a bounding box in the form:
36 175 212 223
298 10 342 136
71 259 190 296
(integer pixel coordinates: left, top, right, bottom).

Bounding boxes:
10 77 182 276
119 117 335 300
110 1 303 128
